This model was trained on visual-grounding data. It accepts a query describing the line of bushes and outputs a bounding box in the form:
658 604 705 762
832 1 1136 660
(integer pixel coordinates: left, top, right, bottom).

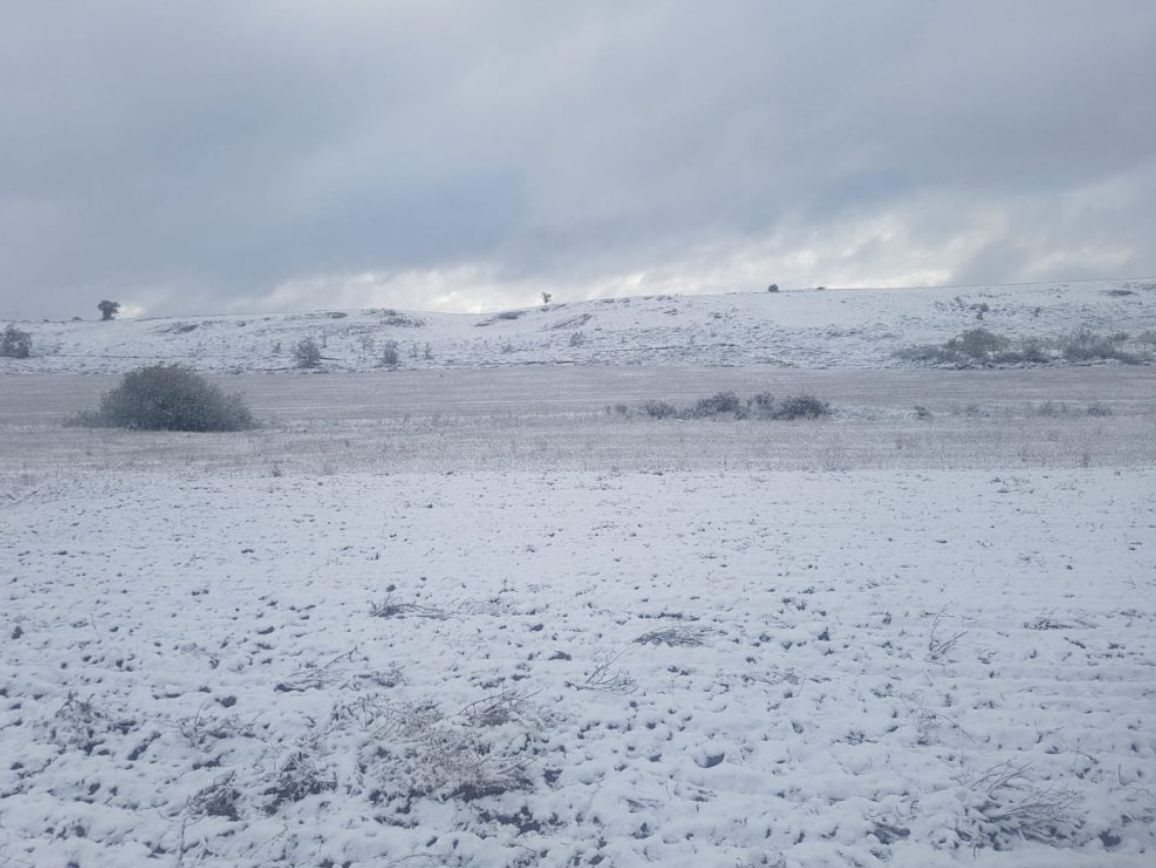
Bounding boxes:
898 327 1152 367
612 391 831 421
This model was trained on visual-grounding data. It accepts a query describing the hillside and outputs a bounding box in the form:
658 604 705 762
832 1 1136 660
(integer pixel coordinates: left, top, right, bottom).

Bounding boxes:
4 279 1155 374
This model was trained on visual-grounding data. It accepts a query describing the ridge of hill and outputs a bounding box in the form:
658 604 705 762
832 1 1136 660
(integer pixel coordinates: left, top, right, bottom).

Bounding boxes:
4 279 1155 374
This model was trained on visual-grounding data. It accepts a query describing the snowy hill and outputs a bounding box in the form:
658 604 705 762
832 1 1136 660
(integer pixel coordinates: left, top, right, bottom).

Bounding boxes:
4 279 1155 374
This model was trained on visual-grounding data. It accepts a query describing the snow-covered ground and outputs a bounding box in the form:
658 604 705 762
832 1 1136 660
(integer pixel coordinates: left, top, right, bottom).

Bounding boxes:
2 466 1154 867
3 283 1155 866
3 279 1155 374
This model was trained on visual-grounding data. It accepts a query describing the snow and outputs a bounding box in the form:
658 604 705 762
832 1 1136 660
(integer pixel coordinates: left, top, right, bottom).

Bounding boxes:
3 279 1155 375
2 281 1155 866
2 469 1154 866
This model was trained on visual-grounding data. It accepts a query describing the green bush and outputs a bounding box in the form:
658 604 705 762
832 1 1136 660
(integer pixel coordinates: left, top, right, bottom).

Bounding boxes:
1 324 31 358
67 364 253 432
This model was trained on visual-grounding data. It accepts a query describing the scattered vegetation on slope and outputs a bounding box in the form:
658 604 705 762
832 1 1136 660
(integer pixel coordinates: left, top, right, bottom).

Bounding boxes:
898 326 1152 367
66 363 254 431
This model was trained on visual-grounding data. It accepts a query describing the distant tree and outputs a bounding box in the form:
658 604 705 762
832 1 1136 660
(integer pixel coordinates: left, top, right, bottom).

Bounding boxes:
767 283 780 293
541 292 552 305
98 300 121 321
380 340 400 368
1 324 32 358
292 338 322 369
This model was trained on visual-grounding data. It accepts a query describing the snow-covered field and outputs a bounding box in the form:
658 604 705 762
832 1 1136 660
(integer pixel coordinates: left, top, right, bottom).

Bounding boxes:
3 284 1155 866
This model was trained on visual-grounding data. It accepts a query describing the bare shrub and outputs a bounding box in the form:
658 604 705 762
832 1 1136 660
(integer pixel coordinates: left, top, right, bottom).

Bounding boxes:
293 338 322 368
357 698 537 801
369 595 446 619
993 338 1050 364
745 392 830 420
1035 401 1068 417
1058 326 1141 364
263 745 337 815
187 772 242 821
895 343 964 365
642 400 678 419
900 329 1028 366
570 650 637 694
50 693 118 752
1 324 32 358
956 761 1084 848
1024 615 1076 630
178 709 257 750
690 391 742 418
625 392 833 421
382 312 426 327
66 364 253 432
460 689 536 728
769 394 831 420
634 625 714 646
926 608 967 663
948 328 1009 357
380 340 400 368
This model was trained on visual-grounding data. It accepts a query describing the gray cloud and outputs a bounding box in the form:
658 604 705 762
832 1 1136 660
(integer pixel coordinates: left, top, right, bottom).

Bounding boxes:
2 1 1154 318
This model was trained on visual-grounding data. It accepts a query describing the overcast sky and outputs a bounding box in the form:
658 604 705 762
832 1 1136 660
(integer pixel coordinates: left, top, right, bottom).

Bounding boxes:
2 1 1155 319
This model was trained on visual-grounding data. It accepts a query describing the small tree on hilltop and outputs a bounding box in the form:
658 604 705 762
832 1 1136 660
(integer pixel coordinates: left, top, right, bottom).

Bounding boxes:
98 300 121 321
1 324 32 358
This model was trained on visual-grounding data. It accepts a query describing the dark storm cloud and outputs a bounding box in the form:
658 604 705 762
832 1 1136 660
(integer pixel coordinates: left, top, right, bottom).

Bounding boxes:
2 1 1154 317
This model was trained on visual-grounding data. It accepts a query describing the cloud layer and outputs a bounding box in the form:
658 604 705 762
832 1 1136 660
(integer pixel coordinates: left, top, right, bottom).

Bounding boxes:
3 1 1154 317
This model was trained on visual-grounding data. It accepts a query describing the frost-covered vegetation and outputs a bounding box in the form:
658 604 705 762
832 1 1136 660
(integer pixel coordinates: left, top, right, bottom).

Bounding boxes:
65 363 253 431
3 464 1153 866
614 391 832 421
900 326 1152 366
1 324 32 358
7 279 1156 374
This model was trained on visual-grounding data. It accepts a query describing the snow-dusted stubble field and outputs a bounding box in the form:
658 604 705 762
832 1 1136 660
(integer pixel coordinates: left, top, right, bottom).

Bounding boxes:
2 368 1155 867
